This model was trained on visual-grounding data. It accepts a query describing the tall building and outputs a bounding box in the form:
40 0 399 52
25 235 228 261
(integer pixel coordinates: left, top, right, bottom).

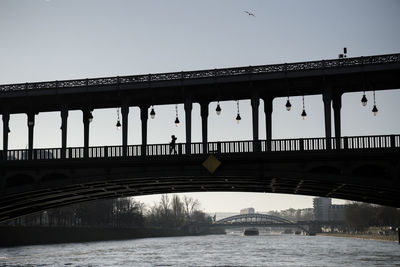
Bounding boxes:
329 204 346 221
240 207 255 214
313 197 331 221
313 197 346 221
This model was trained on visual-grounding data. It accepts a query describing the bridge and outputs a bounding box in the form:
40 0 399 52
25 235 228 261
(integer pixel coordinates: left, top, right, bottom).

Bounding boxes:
214 213 310 234
1 53 400 223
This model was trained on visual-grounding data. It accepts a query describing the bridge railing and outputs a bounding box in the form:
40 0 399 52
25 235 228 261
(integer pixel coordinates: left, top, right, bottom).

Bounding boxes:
1 135 399 161
1 53 399 92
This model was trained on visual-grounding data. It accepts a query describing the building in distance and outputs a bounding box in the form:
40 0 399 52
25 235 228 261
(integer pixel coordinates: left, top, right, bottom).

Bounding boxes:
240 208 255 215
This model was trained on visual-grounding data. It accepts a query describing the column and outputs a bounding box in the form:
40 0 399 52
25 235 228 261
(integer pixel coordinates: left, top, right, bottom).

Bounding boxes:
251 95 260 152
61 108 68 158
322 88 332 149
2 112 10 159
184 97 192 154
140 105 148 156
121 104 129 156
200 102 209 154
27 112 35 160
263 97 273 151
82 109 91 158
333 93 342 149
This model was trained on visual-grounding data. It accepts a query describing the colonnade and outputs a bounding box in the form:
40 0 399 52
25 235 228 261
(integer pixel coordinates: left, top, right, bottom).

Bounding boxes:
1 88 343 158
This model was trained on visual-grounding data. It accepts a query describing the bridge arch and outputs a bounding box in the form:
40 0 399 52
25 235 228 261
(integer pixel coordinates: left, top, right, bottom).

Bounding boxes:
216 213 296 225
215 213 310 234
0 138 399 223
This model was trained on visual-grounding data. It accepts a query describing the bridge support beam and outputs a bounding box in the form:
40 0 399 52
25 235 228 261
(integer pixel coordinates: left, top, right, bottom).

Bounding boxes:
333 93 342 148
2 112 10 159
122 104 129 156
323 88 332 149
263 97 273 151
82 109 92 158
27 113 35 160
184 97 192 154
140 105 148 156
200 102 209 154
61 108 68 159
251 95 260 152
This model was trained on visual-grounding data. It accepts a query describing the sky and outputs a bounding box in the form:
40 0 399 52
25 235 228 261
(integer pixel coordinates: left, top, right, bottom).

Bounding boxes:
0 0 399 213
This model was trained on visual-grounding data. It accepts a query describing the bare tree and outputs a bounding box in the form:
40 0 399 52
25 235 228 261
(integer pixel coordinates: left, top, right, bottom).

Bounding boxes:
183 196 200 219
160 194 170 216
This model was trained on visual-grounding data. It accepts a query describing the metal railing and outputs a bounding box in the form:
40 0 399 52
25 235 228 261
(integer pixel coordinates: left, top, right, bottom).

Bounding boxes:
1 135 398 161
1 53 399 92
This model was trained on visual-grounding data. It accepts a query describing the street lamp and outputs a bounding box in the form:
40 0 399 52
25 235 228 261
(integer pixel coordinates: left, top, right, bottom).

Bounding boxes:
372 90 378 116
150 106 156 119
216 101 222 115
361 92 368 107
115 108 121 130
88 112 93 123
175 104 180 126
301 95 307 120
285 97 292 111
236 100 241 124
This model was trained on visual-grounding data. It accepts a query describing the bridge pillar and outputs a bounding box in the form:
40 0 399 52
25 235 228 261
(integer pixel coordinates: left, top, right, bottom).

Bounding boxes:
184 97 192 154
27 112 35 160
140 105 148 156
2 112 10 159
122 104 129 156
263 97 273 151
251 95 260 152
322 88 332 149
82 109 92 158
61 108 68 159
332 93 342 148
200 102 209 154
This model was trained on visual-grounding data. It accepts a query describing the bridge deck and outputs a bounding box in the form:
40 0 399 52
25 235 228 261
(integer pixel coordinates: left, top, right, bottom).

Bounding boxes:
1 53 400 113
1 134 399 161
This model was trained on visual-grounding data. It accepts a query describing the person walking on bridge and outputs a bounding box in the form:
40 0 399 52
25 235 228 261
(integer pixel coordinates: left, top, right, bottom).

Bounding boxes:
170 135 177 154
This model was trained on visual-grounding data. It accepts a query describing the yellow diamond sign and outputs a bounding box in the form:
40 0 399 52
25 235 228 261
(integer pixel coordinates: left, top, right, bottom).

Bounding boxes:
202 155 221 174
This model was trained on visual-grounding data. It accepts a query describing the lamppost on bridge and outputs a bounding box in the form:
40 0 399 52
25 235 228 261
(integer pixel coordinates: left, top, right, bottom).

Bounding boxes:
115 108 121 130
216 101 222 115
236 100 241 123
285 86 292 111
372 90 378 116
361 92 368 106
285 97 292 111
150 105 156 119
174 104 180 126
301 96 307 120
88 112 93 123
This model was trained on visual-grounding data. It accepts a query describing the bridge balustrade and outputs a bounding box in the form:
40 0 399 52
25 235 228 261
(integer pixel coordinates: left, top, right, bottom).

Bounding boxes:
1 53 399 92
1 134 398 161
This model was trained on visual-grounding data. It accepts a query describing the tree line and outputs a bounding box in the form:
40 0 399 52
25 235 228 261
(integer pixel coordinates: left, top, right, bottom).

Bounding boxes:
3 195 211 229
344 203 400 232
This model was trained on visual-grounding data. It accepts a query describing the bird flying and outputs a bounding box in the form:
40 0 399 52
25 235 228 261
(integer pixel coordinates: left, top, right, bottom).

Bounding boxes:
244 11 255 17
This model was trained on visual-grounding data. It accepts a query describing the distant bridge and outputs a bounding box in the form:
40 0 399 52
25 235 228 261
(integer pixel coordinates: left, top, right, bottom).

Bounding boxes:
214 213 310 233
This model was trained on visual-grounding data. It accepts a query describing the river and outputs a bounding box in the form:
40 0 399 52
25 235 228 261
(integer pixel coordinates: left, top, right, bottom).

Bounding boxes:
0 234 399 266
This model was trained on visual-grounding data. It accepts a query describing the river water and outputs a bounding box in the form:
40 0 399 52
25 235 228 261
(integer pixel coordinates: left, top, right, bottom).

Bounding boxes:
0 234 399 266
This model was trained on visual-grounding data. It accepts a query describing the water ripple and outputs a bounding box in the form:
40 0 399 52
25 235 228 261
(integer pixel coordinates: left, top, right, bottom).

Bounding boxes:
0 234 399 266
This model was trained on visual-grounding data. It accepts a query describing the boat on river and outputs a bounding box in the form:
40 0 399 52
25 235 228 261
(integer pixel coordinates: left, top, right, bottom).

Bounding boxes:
243 228 259 236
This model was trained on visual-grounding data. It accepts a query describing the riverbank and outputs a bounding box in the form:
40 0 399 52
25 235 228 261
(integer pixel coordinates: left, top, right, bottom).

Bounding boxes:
0 226 224 247
316 232 399 243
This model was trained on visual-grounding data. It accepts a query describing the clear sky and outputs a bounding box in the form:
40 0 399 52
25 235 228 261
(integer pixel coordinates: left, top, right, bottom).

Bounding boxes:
0 0 399 212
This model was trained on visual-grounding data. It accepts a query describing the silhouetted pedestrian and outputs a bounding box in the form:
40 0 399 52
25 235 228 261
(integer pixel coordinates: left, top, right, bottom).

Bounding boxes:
170 135 177 154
